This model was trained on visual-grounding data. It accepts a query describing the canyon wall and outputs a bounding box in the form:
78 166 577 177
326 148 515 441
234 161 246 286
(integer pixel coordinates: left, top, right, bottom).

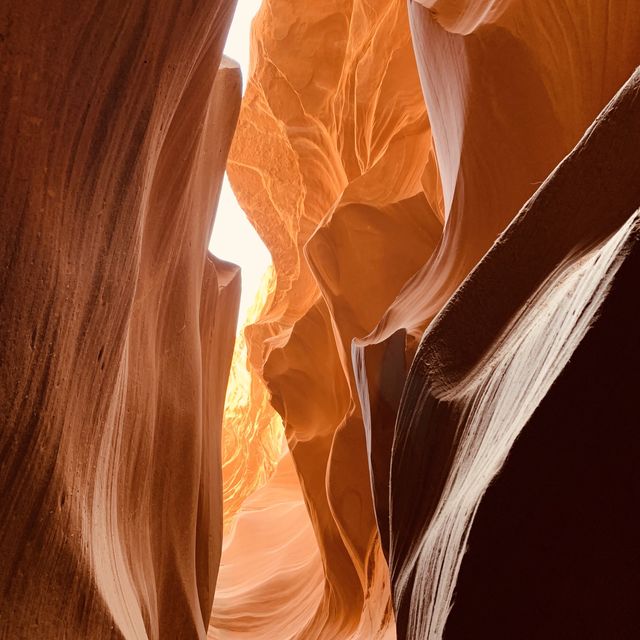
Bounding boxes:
2 1 639 639
221 1 438 636
217 0 640 639
0 2 240 638
390 67 640 639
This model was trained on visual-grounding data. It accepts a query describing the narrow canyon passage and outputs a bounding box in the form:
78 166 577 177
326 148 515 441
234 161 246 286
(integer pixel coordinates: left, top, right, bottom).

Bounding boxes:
1 2 639 640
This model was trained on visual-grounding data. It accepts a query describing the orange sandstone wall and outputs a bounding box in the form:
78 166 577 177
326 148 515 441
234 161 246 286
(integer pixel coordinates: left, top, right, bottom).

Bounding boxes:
356 0 640 570
2 1 640 639
223 0 441 637
218 0 640 639
391 67 640 639
220 267 283 531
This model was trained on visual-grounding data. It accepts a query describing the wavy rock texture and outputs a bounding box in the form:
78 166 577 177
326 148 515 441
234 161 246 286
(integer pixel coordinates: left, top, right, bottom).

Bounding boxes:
0 2 241 638
391 67 640 639
3 1 640 639
354 2 640 561
222 1 438 636
218 0 640 639
210 451 323 640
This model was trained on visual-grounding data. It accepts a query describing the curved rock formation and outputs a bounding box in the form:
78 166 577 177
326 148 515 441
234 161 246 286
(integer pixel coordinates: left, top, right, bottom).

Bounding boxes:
354 2 640 563
220 267 283 530
210 452 324 640
390 67 640 639
1 2 241 637
224 1 437 635
220 0 640 638
3 1 640 638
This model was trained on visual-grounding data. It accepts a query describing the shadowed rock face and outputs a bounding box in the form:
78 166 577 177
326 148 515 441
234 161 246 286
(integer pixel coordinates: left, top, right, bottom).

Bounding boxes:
2 2 640 639
390 68 640 640
444 234 640 639
0 2 241 638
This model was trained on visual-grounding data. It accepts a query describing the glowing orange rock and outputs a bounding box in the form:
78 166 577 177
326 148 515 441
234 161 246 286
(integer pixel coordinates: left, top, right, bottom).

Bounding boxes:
220 267 284 530
3 0 640 638
224 0 438 636
221 0 640 638
210 452 324 640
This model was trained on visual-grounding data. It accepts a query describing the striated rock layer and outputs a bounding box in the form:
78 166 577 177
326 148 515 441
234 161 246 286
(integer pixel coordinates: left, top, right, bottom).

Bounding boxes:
222 0 438 636
354 0 640 566
1 2 241 638
209 451 324 640
218 0 640 638
390 67 640 639
3 1 640 638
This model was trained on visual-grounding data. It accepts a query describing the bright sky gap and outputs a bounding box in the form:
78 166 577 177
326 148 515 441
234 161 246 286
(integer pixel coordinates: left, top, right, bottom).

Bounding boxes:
209 1 271 327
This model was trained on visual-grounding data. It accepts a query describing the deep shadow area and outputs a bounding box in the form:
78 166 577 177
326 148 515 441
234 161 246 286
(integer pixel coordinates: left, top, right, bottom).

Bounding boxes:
445 235 640 640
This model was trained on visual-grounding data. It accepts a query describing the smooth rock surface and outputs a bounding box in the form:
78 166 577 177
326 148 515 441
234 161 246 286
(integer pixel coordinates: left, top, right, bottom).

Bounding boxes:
391 67 640 639
3 1 640 638
1 3 241 637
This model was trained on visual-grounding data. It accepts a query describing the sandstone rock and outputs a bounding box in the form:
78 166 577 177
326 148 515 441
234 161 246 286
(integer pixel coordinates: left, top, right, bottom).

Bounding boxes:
3 1 640 638
0 2 241 636
221 1 640 638
390 66 640 639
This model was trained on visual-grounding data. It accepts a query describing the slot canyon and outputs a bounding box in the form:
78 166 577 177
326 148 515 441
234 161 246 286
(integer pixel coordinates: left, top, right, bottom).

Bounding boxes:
1 1 639 638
